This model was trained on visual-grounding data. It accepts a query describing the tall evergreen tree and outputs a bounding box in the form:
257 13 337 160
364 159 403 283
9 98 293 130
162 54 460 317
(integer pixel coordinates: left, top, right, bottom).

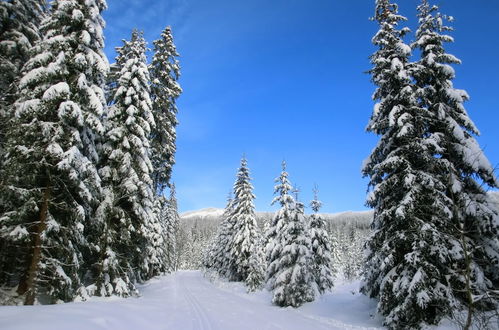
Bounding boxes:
149 26 182 194
265 162 314 307
362 1 466 327
95 29 155 296
412 0 499 315
0 0 108 304
0 0 47 289
308 187 336 294
228 157 264 284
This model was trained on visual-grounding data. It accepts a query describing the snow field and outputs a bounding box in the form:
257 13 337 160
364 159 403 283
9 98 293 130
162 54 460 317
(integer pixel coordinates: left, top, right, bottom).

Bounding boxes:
0 271 384 330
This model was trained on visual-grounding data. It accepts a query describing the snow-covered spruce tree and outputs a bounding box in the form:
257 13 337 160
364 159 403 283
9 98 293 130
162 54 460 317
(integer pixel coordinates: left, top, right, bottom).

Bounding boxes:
308 187 335 294
412 0 499 314
0 0 108 304
165 183 180 272
246 242 265 292
146 196 169 277
95 29 156 296
149 26 182 194
340 227 363 280
227 157 264 286
362 1 467 327
0 0 46 153
0 0 47 289
328 230 342 276
203 194 236 276
265 162 314 307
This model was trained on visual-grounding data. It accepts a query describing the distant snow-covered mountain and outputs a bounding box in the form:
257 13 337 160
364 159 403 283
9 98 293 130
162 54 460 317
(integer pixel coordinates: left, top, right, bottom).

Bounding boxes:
180 208 225 220
180 207 374 229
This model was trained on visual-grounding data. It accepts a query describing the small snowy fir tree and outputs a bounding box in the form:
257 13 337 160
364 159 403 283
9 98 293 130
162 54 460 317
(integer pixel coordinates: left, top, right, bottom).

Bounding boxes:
0 0 108 304
361 1 470 327
203 194 236 277
95 29 156 296
324 230 341 278
338 227 363 280
149 26 182 194
227 157 264 283
165 183 180 272
412 0 499 316
245 242 265 292
308 187 335 294
266 162 315 307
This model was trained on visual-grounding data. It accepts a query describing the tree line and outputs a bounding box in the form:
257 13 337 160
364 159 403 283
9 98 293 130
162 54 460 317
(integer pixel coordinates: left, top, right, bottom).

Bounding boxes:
178 208 369 280
0 0 181 304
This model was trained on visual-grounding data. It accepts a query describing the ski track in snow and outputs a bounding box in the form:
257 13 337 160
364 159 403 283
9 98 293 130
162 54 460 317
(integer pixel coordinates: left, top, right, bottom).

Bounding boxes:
0 270 389 330
178 274 216 330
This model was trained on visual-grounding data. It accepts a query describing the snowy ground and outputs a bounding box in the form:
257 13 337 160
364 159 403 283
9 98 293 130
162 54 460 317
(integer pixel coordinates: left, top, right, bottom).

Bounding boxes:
0 271 474 330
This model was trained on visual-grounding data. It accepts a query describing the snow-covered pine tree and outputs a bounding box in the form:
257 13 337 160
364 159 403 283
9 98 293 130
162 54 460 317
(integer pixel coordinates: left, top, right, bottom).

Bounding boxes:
0 0 47 289
362 1 466 327
203 194 235 276
202 237 217 270
0 0 46 153
95 29 156 296
328 230 342 276
0 0 108 304
245 242 265 292
266 162 315 307
165 183 180 272
265 162 293 273
308 187 335 294
146 196 169 277
412 0 499 313
149 26 182 194
227 157 264 284
341 227 363 280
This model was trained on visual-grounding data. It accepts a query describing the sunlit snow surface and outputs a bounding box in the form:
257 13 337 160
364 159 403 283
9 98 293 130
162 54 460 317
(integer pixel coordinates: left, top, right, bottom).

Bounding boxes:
0 271 479 329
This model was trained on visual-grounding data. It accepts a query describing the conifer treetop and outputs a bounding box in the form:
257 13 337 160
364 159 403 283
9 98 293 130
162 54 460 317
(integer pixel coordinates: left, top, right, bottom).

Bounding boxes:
310 185 322 213
272 161 293 208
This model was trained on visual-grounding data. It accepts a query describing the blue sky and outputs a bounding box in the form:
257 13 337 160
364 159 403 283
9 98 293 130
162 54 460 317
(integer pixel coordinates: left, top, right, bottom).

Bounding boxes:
104 0 499 213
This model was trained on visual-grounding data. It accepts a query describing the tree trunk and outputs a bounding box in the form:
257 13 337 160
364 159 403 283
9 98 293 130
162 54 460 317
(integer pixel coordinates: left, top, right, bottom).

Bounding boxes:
95 217 109 296
24 186 51 305
461 229 474 330
16 253 31 295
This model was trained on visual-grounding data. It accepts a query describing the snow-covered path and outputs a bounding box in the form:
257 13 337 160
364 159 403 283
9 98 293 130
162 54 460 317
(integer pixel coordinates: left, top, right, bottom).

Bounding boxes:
0 270 384 330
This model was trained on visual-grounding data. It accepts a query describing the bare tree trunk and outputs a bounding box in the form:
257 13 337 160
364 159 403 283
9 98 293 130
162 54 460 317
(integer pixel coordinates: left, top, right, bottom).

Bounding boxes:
24 186 51 305
16 253 31 295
